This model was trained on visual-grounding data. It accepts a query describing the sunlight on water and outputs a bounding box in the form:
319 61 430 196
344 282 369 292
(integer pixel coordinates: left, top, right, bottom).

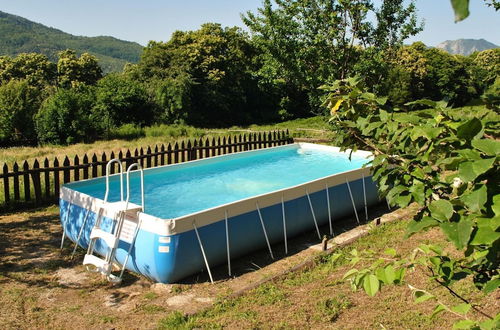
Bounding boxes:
75 146 370 219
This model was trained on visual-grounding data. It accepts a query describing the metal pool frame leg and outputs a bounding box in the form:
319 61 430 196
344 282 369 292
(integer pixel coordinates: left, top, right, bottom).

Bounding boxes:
325 183 333 236
60 195 74 250
225 210 231 277
193 221 214 284
362 174 368 221
256 202 274 260
306 189 321 240
70 208 91 259
119 216 144 281
345 179 360 224
281 195 287 255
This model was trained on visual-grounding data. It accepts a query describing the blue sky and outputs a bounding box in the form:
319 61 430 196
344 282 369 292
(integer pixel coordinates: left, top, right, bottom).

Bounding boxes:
0 0 498 46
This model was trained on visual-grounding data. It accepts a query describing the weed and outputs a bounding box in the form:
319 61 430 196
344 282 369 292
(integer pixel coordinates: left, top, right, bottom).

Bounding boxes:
143 291 158 300
316 294 354 322
250 283 288 306
140 304 166 314
100 315 117 324
158 311 196 329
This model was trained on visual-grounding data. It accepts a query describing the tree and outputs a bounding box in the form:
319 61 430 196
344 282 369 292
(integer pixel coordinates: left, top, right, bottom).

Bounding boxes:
386 42 474 106
0 79 42 144
35 85 97 144
93 73 154 137
136 23 267 126
0 53 56 87
57 49 102 88
242 0 422 115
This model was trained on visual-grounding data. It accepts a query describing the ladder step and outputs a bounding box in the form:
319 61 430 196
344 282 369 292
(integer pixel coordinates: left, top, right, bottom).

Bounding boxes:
106 201 142 215
83 254 111 274
90 228 119 249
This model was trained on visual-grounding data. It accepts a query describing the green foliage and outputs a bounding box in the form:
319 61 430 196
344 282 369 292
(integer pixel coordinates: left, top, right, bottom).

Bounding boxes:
242 0 422 115
326 76 499 328
0 11 143 73
0 53 56 86
57 50 102 88
135 23 269 126
0 79 43 144
35 85 98 144
108 124 145 140
93 73 153 135
386 43 475 106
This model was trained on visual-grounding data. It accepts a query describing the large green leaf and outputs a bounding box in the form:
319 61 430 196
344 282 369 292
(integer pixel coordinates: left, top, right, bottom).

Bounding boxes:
450 0 470 22
460 185 487 212
482 278 500 294
440 218 473 250
458 158 495 182
429 199 454 221
470 219 500 245
406 216 438 237
472 139 500 156
493 195 500 217
456 117 482 140
363 274 380 296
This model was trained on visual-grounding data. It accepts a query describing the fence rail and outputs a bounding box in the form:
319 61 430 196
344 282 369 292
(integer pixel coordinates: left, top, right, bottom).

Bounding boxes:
0 131 292 210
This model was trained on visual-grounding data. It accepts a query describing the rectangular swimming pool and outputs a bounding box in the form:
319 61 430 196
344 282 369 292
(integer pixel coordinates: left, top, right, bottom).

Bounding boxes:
60 143 379 283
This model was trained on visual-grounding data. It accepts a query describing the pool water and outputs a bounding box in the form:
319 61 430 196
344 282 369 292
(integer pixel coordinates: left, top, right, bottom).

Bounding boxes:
74 146 370 219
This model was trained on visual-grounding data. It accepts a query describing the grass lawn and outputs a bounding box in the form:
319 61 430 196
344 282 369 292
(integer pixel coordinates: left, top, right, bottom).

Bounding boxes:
0 205 497 329
0 117 332 166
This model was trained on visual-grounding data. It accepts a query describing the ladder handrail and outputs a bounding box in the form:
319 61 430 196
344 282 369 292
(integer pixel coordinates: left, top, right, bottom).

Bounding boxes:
104 159 124 202
125 163 145 213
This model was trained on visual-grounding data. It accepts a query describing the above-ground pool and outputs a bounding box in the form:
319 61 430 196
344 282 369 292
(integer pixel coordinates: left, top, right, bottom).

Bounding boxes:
60 143 380 283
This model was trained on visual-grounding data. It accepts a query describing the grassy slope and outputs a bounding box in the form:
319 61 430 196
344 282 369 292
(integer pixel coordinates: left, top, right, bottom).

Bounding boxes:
161 220 497 329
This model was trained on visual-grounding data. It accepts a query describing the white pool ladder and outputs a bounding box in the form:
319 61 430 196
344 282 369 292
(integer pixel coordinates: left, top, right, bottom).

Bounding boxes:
83 160 144 284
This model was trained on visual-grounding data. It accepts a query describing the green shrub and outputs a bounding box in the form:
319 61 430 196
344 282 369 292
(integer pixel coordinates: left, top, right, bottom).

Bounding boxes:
35 85 98 144
108 124 145 140
144 124 205 139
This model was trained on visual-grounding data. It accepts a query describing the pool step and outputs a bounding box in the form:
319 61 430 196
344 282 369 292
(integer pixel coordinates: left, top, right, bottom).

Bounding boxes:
82 160 145 285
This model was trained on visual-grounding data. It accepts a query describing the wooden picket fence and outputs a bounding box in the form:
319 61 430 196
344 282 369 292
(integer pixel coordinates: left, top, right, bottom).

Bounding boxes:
0 131 293 211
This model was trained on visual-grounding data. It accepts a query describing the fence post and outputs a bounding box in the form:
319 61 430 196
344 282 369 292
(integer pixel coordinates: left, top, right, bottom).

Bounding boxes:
3 163 9 203
109 152 116 174
160 144 166 165
174 143 179 163
146 146 152 168
154 145 159 167
74 155 80 181
125 150 132 168
53 158 60 198
101 153 107 177
63 156 70 184
82 154 89 180
23 160 31 201
187 140 192 161
167 144 172 165
31 159 42 205
139 147 144 167
43 158 50 198
91 154 98 177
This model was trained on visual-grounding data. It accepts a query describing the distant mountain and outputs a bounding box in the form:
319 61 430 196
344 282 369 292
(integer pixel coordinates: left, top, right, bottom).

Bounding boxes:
0 11 144 73
436 38 498 56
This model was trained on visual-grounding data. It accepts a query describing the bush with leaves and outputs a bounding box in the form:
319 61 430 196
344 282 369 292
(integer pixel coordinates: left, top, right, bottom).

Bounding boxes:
35 85 98 144
323 75 499 327
0 79 44 144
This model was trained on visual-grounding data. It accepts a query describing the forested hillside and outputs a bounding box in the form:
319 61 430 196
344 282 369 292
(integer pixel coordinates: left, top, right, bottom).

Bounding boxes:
0 11 143 72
